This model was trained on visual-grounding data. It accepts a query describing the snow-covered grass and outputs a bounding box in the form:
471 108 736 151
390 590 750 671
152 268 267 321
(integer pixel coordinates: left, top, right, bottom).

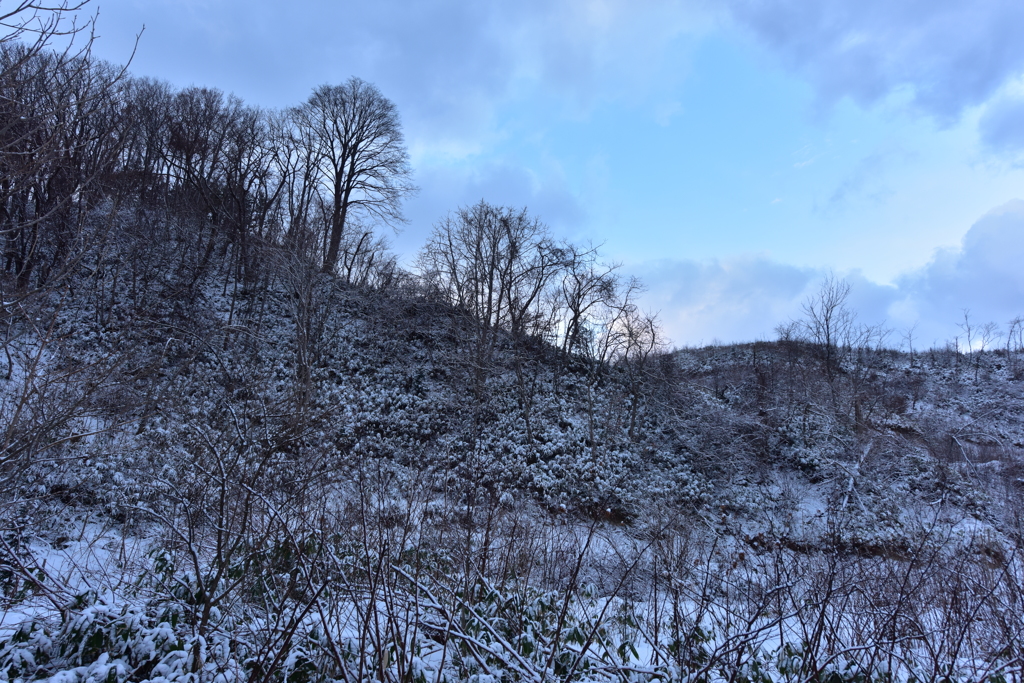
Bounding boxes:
2 484 1021 682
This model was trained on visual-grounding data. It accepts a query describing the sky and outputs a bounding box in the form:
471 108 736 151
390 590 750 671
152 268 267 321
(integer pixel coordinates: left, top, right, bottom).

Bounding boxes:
82 0 1024 349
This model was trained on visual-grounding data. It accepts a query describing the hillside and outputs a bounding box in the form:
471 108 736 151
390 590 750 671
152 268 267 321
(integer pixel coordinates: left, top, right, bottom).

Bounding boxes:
2 15 1024 682
3 238 1023 682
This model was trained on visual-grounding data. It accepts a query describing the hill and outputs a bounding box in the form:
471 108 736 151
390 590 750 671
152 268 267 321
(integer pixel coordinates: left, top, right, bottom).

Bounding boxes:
2 15 1023 681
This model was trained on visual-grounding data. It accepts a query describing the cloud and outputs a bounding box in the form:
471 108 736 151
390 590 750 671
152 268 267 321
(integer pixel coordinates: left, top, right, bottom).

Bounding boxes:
632 257 818 346
101 0 703 153
979 93 1024 158
392 161 587 262
631 200 1024 348
890 199 1024 345
725 0 1024 122
357 0 704 148
636 258 898 348
823 152 892 212
818 147 912 214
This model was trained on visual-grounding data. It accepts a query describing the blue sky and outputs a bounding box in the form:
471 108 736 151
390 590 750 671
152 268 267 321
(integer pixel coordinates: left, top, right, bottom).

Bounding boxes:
88 0 1024 348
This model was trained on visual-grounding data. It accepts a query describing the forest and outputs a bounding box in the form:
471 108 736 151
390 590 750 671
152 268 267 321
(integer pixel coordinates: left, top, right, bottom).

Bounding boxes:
2 3 1023 682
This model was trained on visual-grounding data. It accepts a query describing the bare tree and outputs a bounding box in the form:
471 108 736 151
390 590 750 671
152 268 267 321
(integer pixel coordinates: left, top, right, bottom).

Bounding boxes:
957 309 974 355
800 273 854 380
336 224 396 288
0 1 144 295
620 306 663 441
901 322 918 366
418 201 560 366
272 109 324 259
419 201 576 448
1007 316 1024 376
974 320 1001 381
0 1 93 60
290 78 414 273
555 242 619 360
956 310 1001 380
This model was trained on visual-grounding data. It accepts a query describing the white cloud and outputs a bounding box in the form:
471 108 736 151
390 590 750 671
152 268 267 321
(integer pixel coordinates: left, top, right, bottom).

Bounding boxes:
726 0 1024 122
889 199 1024 345
97 0 709 162
631 256 817 346
818 147 911 214
393 161 587 262
633 200 1024 349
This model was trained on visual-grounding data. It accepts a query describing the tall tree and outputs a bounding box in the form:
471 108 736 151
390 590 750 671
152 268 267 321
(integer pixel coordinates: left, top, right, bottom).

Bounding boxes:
290 78 413 273
1 45 126 290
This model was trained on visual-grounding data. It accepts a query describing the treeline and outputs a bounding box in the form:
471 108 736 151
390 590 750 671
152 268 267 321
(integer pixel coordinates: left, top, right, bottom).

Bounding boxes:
1 44 410 294
1 6 662 383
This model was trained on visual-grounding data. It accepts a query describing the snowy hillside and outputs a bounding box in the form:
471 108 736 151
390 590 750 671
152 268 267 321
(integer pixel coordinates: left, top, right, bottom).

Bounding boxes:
2 14 1023 681
3 245 1023 682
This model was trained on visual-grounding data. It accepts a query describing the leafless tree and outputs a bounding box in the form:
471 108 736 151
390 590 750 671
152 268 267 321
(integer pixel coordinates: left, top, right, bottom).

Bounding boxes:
901 322 918 365
1 47 127 290
290 78 414 274
554 242 619 360
801 274 854 379
419 202 558 361
619 303 663 441
957 308 974 356
271 110 323 259
1007 316 1024 376
0 1 93 61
